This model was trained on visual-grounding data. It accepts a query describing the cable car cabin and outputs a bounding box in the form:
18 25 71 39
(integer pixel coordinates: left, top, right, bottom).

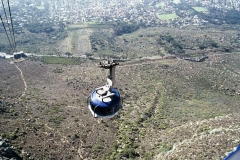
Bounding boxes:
88 60 122 118
88 86 122 118
224 145 240 160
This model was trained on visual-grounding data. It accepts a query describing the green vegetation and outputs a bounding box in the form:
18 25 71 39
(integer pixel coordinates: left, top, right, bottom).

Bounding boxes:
36 6 45 10
14 22 67 54
89 31 115 53
24 23 55 33
42 56 84 65
198 39 219 49
68 23 111 30
49 116 65 125
43 106 63 115
197 8 240 25
157 34 185 54
112 22 140 36
156 3 165 7
157 14 179 20
192 7 208 12
173 0 180 4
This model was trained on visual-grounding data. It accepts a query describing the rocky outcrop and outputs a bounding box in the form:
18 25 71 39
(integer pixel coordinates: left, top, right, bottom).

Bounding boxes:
0 138 22 160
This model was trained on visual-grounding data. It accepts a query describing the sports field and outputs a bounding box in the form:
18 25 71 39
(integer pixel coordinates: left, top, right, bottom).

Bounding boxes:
173 0 181 4
68 22 110 30
192 7 208 12
36 6 45 10
157 14 179 20
156 3 165 7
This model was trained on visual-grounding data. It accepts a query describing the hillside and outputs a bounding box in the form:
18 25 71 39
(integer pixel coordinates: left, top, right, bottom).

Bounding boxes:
0 50 240 159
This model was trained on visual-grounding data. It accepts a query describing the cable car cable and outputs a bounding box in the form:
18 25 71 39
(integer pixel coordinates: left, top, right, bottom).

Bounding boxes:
1 0 15 50
0 15 14 52
7 0 16 52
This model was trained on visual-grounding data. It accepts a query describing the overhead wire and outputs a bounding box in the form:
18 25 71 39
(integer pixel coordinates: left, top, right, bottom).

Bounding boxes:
1 0 15 50
7 0 16 52
0 15 14 52
0 0 16 53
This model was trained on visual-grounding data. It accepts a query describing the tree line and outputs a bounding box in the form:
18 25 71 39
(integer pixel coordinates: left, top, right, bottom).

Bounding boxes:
24 22 55 33
157 34 185 54
176 3 240 25
197 8 240 25
111 22 140 36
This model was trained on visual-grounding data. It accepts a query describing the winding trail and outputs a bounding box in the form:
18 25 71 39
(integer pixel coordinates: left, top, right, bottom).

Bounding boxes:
15 64 27 98
14 63 75 152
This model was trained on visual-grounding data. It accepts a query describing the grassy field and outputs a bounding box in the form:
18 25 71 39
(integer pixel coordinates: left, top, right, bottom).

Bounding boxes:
156 3 165 7
68 24 88 29
67 23 111 30
192 7 208 12
36 6 45 10
42 56 84 65
173 0 181 4
157 14 179 20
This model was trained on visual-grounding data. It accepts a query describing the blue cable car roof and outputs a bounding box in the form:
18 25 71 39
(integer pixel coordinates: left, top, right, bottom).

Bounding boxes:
224 145 240 160
90 88 121 108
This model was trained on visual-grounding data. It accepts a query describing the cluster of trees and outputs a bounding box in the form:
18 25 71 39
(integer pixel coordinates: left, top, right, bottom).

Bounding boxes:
15 21 67 53
196 8 240 25
157 35 185 54
198 39 219 50
24 22 55 33
111 22 140 36
176 3 240 25
0 43 12 53
0 28 5 34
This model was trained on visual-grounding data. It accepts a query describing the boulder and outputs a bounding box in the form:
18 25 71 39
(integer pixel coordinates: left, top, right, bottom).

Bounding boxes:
0 140 7 148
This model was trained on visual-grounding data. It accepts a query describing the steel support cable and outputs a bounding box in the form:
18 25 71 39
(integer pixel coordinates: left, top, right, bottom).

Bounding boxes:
1 0 14 50
0 15 14 52
7 0 16 52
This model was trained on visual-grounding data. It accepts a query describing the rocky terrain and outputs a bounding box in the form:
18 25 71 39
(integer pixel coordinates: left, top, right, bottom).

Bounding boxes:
0 137 22 159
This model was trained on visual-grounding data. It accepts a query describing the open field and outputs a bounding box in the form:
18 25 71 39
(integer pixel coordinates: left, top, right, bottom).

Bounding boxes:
67 23 111 30
57 28 93 55
36 6 45 10
42 56 85 65
156 3 165 7
173 0 181 4
0 51 240 159
157 14 179 20
192 7 208 12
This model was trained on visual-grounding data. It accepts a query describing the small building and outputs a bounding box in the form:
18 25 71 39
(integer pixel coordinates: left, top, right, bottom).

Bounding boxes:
13 51 27 59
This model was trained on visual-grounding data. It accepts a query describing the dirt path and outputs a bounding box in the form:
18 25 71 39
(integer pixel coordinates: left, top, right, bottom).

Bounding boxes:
14 63 75 153
15 64 27 98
